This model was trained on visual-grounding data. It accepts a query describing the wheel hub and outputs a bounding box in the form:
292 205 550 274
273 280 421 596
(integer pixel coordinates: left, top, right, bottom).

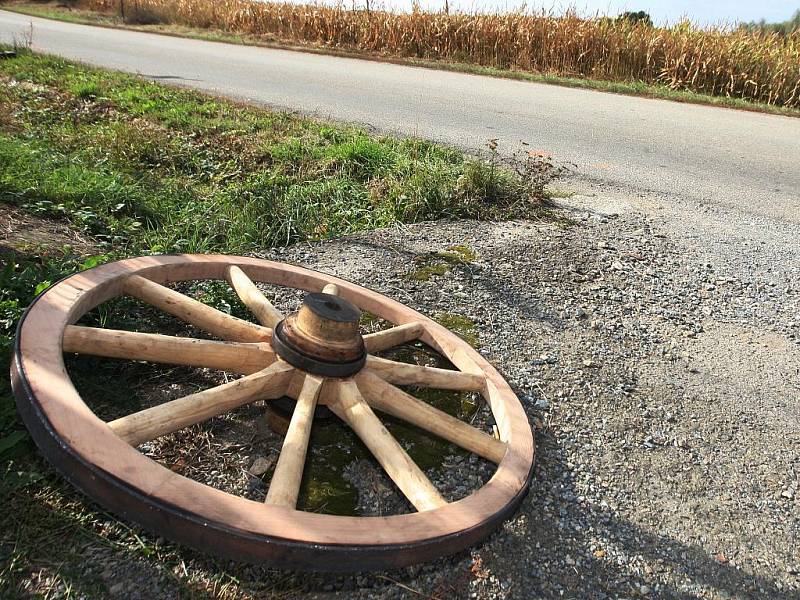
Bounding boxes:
272 292 366 378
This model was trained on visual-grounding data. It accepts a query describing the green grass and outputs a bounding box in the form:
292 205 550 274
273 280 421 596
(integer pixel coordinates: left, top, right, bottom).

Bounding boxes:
0 48 542 598
0 51 539 253
4 2 799 119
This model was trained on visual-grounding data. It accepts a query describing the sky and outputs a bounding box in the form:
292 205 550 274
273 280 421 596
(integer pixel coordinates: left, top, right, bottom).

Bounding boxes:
282 0 799 26
552 0 800 25
568 1 795 25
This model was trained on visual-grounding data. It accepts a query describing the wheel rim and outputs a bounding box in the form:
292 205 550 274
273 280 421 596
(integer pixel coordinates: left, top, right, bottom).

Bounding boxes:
11 254 535 571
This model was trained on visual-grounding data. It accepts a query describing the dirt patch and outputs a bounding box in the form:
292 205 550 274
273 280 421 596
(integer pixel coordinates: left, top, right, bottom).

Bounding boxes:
0 203 98 258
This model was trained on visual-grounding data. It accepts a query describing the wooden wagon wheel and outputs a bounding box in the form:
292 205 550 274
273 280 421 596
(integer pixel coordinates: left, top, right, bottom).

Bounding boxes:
11 255 535 571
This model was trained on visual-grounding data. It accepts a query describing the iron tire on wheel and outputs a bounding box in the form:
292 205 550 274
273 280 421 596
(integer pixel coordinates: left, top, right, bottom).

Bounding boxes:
11 255 535 571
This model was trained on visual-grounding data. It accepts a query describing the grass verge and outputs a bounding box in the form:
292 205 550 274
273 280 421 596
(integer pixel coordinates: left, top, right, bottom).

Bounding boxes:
0 48 545 597
3 2 799 119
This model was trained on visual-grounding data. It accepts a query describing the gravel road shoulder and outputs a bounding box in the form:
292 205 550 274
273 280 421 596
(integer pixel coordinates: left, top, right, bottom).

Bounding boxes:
244 180 797 599
14 180 800 599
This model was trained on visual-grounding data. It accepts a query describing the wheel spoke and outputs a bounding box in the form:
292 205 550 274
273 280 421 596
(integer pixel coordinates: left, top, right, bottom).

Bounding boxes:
63 326 275 374
363 321 425 353
108 361 294 446
329 380 446 512
365 355 485 391
265 374 323 508
356 371 506 464
122 274 271 342
321 283 339 296
227 266 284 328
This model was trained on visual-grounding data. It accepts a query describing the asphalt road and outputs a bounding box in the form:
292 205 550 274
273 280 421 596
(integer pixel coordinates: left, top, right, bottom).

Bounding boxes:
1 10 798 225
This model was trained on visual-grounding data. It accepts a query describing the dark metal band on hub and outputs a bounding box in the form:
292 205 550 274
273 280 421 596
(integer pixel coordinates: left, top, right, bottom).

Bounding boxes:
272 320 366 377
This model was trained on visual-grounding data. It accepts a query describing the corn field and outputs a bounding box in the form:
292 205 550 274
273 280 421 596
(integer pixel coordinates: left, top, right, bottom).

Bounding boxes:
83 0 800 108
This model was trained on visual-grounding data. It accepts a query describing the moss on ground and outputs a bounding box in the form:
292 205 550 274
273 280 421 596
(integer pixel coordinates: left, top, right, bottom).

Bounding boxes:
434 313 480 348
406 244 477 281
